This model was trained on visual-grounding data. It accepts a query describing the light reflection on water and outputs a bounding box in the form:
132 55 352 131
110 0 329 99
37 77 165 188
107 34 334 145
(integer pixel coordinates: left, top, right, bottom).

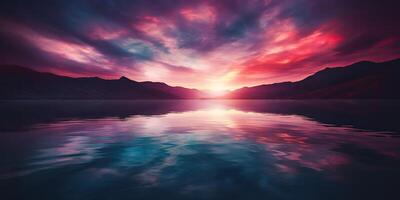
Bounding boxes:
1 100 400 200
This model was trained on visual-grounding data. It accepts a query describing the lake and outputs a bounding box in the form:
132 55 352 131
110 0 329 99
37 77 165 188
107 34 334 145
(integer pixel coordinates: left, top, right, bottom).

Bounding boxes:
1 100 400 200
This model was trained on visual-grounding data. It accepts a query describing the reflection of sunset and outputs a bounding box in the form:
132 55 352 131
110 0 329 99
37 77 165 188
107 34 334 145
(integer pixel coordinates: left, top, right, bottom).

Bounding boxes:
10 105 397 180
2 100 400 199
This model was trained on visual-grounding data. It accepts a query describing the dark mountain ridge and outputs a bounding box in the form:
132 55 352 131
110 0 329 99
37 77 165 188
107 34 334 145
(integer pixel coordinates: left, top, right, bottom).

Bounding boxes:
1 58 399 99
0 65 203 99
227 58 400 99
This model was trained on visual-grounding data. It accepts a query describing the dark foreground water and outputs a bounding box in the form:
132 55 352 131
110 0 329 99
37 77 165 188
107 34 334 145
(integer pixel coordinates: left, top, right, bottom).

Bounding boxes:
1 100 400 200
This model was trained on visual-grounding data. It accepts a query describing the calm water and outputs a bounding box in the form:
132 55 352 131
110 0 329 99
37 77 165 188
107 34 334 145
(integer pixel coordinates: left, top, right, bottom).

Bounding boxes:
1 100 400 200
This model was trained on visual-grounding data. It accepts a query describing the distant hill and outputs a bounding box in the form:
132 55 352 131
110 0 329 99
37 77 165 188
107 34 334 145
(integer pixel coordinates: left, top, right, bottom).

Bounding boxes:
0 65 204 99
227 58 400 99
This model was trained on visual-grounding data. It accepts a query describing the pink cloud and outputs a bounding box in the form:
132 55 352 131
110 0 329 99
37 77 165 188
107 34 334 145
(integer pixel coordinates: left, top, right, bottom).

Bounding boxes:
180 5 216 23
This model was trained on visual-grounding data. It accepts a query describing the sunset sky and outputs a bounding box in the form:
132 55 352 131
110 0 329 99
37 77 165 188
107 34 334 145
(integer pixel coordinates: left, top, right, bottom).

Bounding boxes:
0 0 399 90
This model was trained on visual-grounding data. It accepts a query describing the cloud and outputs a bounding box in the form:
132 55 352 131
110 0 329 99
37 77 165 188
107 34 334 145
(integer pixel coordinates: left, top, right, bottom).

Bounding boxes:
0 0 399 89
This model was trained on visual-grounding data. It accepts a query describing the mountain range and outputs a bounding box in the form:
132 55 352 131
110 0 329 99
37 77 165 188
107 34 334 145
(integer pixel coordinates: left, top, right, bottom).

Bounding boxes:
227 58 400 99
1 58 399 99
0 65 204 99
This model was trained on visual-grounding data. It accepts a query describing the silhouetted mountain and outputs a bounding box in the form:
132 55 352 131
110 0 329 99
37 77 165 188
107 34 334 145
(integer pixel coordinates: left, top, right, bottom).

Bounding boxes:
2 58 400 99
227 58 400 99
0 65 204 99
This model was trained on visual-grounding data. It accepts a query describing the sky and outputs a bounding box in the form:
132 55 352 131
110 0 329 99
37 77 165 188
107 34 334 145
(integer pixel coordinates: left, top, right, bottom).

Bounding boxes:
0 0 399 91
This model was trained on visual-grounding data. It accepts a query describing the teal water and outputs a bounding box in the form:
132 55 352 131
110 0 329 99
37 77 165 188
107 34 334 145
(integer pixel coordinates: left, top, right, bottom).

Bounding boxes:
1 100 400 200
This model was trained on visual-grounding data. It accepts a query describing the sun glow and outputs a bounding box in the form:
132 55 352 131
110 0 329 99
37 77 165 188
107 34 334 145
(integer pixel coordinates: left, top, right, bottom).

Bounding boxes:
208 82 230 97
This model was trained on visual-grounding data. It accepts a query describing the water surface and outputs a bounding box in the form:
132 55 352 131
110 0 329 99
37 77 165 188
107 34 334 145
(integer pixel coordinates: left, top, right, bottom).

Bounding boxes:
1 100 400 200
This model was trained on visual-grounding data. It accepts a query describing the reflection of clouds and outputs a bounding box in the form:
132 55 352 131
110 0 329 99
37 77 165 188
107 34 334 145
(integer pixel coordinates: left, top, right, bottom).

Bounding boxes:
88 168 121 179
125 109 399 176
5 106 400 183
31 135 102 167
119 139 160 168
141 117 169 135
134 141 179 186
